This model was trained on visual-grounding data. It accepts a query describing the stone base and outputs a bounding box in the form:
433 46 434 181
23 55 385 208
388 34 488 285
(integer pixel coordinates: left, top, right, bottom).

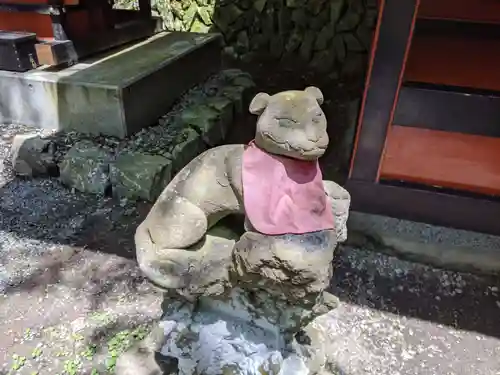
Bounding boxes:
0 32 222 138
346 212 500 275
116 290 337 375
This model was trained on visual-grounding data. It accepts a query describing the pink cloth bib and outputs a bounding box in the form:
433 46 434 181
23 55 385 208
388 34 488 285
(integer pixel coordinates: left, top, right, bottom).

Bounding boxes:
242 141 335 235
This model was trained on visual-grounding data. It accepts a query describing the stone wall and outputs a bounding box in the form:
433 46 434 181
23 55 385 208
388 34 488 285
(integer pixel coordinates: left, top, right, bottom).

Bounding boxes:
127 0 378 76
10 70 256 202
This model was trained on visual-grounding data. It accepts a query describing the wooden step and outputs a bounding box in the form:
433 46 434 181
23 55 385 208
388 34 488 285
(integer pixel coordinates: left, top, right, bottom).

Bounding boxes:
404 33 500 92
380 126 500 196
394 84 500 137
419 0 500 24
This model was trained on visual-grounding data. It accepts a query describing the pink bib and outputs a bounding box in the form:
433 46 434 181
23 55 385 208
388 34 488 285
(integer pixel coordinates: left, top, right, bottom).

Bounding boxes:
242 141 334 235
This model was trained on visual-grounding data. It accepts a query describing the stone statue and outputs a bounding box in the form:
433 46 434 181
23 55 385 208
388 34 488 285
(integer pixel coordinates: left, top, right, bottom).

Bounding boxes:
126 87 351 375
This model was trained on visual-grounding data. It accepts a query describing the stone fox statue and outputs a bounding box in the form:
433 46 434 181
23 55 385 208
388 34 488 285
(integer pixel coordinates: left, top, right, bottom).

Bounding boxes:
135 86 351 291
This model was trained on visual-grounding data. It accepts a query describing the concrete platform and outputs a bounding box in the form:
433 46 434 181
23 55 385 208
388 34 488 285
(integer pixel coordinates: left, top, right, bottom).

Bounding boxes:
0 32 222 138
346 212 500 276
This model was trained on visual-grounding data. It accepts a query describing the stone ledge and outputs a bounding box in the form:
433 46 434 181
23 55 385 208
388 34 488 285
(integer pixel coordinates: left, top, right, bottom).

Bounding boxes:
346 212 500 276
9 69 256 202
0 32 223 138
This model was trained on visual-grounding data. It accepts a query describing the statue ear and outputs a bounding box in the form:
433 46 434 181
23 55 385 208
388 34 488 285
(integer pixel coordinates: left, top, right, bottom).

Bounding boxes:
305 86 324 105
249 92 270 115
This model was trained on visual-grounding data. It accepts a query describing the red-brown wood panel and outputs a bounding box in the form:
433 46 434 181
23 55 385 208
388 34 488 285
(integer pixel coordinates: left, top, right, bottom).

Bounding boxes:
0 0 78 4
419 0 500 24
404 34 500 92
0 12 54 38
380 126 500 196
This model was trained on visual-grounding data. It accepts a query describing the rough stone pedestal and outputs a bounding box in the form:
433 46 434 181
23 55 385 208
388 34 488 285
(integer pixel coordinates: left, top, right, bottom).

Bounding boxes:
117 179 350 375
0 32 222 138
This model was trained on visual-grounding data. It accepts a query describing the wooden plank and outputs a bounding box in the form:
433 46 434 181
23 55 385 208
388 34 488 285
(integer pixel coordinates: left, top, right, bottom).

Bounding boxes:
345 179 500 236
380 126 500 196
394 84 500 137
404 34 500 92
35 39 76 66
0 0 78 5
0 11 54 38
349 0 420 182
419 0 500 24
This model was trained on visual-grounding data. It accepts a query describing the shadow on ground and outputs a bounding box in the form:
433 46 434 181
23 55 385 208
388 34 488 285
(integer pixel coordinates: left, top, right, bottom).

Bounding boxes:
330 245 500 340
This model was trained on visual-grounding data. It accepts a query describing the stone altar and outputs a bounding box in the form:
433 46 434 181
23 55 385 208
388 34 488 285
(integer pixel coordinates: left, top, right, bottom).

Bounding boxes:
119 87 351 375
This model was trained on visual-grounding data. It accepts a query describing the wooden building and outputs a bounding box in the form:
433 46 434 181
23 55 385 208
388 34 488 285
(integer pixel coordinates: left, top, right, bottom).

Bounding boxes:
0 0 156 70
346 0 500 236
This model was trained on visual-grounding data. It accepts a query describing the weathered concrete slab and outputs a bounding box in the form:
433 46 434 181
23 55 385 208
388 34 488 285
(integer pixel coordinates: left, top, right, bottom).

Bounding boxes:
0 32 222 138
346 212 500 276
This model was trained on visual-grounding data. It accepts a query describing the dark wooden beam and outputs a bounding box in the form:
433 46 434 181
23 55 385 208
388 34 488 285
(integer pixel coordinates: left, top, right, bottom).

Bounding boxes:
394 84 500 137
345 179 500 236
349 0 420 182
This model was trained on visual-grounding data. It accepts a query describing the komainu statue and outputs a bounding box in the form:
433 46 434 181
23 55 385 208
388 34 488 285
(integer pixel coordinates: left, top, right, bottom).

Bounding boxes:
128 86 351 375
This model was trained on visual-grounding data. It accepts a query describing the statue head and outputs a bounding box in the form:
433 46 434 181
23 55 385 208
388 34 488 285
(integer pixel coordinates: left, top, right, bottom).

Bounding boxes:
249 86 329 161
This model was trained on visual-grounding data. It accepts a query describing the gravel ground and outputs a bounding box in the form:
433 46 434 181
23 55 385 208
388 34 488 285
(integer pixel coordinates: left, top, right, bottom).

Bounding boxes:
0 124 162 375
1 123 500 375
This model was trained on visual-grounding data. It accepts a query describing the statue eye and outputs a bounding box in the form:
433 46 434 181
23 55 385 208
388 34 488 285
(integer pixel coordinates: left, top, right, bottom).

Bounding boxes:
278 118 296 128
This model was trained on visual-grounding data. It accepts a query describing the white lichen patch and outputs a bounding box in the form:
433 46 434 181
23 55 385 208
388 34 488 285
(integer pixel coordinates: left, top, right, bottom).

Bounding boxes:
159 291 311 375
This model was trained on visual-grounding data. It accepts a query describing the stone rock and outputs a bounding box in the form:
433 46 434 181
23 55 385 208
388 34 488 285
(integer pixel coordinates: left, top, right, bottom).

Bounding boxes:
221 85 247 115
250 33 268 51
329 0 345 25
183 2 198 29
159 290 310 375
291 8 307 27
190 17 210 33
310 50 335 73
59 140 111 194
343 32 365 52
10 133 57 177
285 29 302 54
232 230 338 336
253 0 267 13
170 128 205 174
333 35 346 63
180 105 225 147
110 152 172 202
232 230 337 302
261 9 275 42
237 0 252 10
336 11 361 32
363 7 379 28
306 0 327 15
299 30 315 61
309 8 330 31
177 223 241 297
356 24 374 49
341 52 366 77
270 34 285 58
323 180 351 243
205 95 235 137
278 7 292 35
235 30 250 53
173 18 184 31
212 4 244 32
314 24 335 51
197 5 213 25
115 325 166 375
170 2 184 19
220 68 253 81
349 0 365 14
286 0 306 8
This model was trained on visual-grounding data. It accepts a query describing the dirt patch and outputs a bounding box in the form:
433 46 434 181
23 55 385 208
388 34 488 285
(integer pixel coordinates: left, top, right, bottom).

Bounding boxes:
0 125 162 374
